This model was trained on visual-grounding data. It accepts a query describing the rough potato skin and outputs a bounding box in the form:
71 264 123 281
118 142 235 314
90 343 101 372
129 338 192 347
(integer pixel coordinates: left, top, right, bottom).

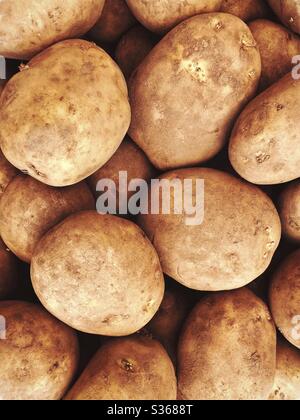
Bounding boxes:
31 211 165 336
178 289 277 400
65 336 177 400
269 338 300 400
129 13 261 170
0 301 79 400
0 150 18 199
220 0 270 21
138 168 281 291
0 0 105 59
126 0 222 33
89 0 136 44
268 0 300 34
278 180 300 243
0 40 131 187
269 250 300 349
249 19 300 90
229 74 300 185
0 176 95 263
0 239 18 299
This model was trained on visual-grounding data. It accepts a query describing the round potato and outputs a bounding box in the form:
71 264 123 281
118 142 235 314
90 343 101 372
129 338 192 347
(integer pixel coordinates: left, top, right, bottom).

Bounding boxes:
220 0 270 21
0 0 105 59
269 250 300 349
0 301 79 400
129 13 261 170
229 73 300 185
0 39 131 187
0 176 95 263
269 338 300 400
0 150 18 199
138 168 281 291
249 19 300 90
31 211 164 336
65 336 177 400
0 239 19 299
178 288 277 400
278 180 300 243
268 0 300 34
89 0 136 44
126 0 222 33
115 25 158 80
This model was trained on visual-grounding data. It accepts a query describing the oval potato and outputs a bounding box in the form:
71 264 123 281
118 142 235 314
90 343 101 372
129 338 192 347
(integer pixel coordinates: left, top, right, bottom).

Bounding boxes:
0 239 19 299
268 0 300 34
278 180 300 243
220 0 270 21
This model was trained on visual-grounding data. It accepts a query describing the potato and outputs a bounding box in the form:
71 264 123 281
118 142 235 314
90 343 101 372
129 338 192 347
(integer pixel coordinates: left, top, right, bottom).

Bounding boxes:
269 250 300 349
0 40 131 187
138 168 281 291
0 150 18 199
89 0 136 44
269 338 300 400
249 19 300 90
126 0 222 33
65 336 177 400
0 301 79 400
0 239 19 299
278 180 300 243
229 74 300 185
178 288 277 400
0 0 105 59
129 13 261 170
220 0 270 21
0 176 95 263
115 25 158 80
268 0 300 34
31 211 164 336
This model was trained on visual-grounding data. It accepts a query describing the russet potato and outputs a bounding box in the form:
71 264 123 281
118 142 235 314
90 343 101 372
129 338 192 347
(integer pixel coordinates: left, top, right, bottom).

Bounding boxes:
278 180 300 243
268 0 300 34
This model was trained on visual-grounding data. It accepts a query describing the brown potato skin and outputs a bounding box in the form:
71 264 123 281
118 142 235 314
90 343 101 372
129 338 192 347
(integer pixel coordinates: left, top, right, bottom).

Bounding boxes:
229 74 300 185
0 150 18 199
89 0 136 44
278 180 300 243
178 289 277 400
269 338 300 400
0 40 131 187
129 13 261 171
220 0 270 21
249 19 300 90
0 301 79 400
269 250 300 349
31 211 165 336
126 0 222 33
65 336 177 400
138 168 281 291
268 0 300 34
0 239 19 299
0 176 95 263
0 0 105 59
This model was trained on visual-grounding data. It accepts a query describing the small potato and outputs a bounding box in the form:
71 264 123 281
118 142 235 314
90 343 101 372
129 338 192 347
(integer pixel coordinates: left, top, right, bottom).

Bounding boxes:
129 13 261 170
249 19 300 90
0 150 18 199
89 0 136 44
268 0 300 34
0 40 131 187
31 211 164 336
115 25 158 80
0 0 105 59
220 0 270 21
0 176 95 263
178 288 277 400
229 74 300 185
269 338 300 400
278 180 300 243
126 0 222 33
269 250 300 349
0 301 79 400
0 239 19 299
65 336 177 400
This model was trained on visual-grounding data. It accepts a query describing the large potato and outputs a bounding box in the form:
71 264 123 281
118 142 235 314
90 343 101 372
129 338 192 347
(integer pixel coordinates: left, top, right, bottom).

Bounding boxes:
249 19 300 90
268 0 300 34
31 211 164 336
229 74 300 185
65 336 177 400
0 0 105 59
178 288 277 400
0 176 95 263
126 0 222 33
278 180 300 243
220 0 270 21
138 168 281 291
0 150 18 199
269 338 300 400
0 301 79 400
129 13 261 170
0 39 131 187
0 239 18 299
269 250 300 349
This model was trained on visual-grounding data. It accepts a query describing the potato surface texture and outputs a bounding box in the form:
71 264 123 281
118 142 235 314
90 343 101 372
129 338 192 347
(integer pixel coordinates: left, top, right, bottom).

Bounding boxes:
0 39 131 187
220 0 269 21
0 150 18 199
0 239 18 299
279 180 300 243
268 0 300 34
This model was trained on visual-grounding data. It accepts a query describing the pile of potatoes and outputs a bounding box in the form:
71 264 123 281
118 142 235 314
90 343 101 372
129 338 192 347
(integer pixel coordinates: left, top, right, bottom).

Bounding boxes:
0 0 299 401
